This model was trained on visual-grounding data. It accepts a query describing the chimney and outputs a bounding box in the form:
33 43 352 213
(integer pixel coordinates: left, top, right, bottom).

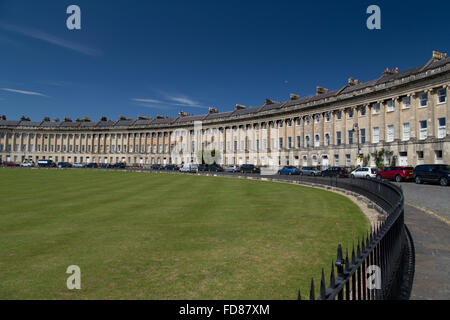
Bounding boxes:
137 115 152 120
119 115 127 121
235 104 246 110
1 115 6 120
83 116 91 122
20 115 30 121
156 114 165 119
208 107 219 114
43 116 50 122
316 86 329 95
432 50 447 60
264 98 276 105
289 94 300 101
382 67 399 77
100 116 107 121
348 77 360 86
64 117 73 122
54 118 60 122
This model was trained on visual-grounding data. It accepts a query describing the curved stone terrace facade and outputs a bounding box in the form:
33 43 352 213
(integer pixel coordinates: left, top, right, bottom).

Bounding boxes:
1 51 449 168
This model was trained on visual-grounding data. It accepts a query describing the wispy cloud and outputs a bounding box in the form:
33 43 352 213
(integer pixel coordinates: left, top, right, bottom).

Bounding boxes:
1 88 48 97
131 92 209 110
0 22 101 56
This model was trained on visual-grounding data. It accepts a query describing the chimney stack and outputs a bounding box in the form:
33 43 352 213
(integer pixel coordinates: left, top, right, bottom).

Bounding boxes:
235 104 246 110
289 94 300 101
432 50 447 60
316 86 329 95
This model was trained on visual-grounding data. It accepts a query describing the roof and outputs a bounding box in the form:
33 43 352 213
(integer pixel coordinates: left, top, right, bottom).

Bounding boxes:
1 54 449 130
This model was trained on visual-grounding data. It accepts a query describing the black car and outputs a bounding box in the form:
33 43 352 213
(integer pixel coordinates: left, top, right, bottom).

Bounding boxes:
197 164 208 172
414 164 450 186
85 163 98 168
57 162 72 168
163 164 179 171
321 167 349 178
111 162 126 169
208 164 224 172
240 164 260 174
151 164 162 170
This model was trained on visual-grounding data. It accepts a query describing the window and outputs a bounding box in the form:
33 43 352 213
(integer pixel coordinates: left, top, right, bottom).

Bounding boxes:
419 120 427 140
278 121 283 128
296 136 301 148
336 131 342 145
296 118 301 126
435 150 443 160
387 99 395 112
372 103 380 114
438 118 446 138
314 114 320 123
288 137 292 149
325 112 331 122
336 111 342 120
402 96 411 109
346 154 351 166
305 135 310 148
305 116 310 125
373 127 380 143
403 123 410 141
360 129 366 144
287 120 292 127
325 133 330 146
348 108 354 118
417 151 424 160
334 155 339 166
348 130 354 144
314 134 320 147
360 106 366 116
419 93 428 107
279 137 283 149
437 89 447 104
387 125 394 142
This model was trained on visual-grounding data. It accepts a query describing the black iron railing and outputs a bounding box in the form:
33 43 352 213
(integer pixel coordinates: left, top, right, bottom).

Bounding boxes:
294 176 415 300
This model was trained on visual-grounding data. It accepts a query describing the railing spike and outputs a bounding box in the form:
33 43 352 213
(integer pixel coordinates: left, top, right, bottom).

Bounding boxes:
345 247 350 271
351 242 356 264
298 289 301 300
310 278 315 300
320 269 326 299
330 260 336 288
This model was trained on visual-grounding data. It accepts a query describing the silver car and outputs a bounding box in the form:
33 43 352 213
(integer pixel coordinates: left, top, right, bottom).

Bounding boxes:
300 167 321 176
224 165 239 173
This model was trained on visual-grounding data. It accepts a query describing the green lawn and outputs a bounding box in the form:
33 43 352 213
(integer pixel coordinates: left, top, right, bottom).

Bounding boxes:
0 168 369 299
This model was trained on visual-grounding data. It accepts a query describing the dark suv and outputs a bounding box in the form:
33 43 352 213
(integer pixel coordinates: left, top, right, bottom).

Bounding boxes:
414 164 450 186
240 164 260 174
321 167 349 178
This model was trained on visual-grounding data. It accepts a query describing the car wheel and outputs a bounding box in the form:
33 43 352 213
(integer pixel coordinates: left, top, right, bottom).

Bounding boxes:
351 174 355 179
395 175 402 183
376 175 382 181
415 176 422 184
366 175 370 179
440 177 448 186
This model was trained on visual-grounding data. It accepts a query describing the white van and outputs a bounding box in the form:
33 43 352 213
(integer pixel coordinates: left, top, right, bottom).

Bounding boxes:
180 163 198 173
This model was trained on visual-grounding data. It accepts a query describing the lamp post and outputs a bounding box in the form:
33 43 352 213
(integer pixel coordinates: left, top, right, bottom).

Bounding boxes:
352 124 361 166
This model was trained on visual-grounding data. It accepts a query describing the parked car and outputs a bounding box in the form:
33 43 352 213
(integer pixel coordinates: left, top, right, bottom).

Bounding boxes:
3 162 20 167
37 160 56 168
207 164 224 172
20 161 35 167
240 164 260 174
197 164 208 172
278 166 301 175
224 165 240 173
179 163 199 173
110 162 125 169
72 163 86 168
350 167 377 179
163 164 179 171
151 164 162 170
57 162 72 168
85 163 98 168
376 166 414 182
322 167 351 178
414 164 450 186
300 167 321 176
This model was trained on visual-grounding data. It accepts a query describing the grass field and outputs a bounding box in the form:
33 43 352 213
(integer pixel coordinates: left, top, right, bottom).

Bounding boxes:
0 168 369 299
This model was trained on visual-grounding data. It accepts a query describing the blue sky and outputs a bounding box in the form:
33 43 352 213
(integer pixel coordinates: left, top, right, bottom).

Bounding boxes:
0 0 449 121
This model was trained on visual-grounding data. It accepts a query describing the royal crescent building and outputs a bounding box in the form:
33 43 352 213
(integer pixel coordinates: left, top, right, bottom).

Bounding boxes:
1 51 449 168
